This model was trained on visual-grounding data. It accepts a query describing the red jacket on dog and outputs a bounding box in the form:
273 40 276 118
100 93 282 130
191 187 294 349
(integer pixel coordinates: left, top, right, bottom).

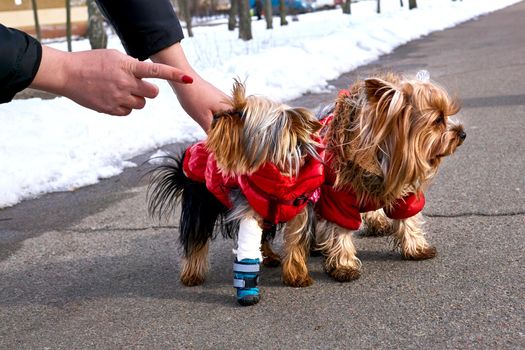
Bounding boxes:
316 111 425 230
182 106 424 228
183 141 325 224
316 168 425 230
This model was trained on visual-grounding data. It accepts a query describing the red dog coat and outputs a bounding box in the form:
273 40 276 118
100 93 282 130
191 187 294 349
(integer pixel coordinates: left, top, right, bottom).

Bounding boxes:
315 110 425 230
182 141 325 224
182 94 424 228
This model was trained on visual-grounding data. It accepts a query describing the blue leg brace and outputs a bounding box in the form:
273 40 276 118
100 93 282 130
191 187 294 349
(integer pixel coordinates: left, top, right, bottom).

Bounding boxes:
233 258 260 306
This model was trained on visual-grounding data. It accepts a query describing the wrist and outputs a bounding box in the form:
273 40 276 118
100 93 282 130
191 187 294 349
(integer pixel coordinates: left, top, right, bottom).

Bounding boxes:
30 46 71 96
151 43 193 72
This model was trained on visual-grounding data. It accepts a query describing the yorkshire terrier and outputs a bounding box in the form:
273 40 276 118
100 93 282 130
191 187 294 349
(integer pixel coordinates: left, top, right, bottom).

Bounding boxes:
148 80 324 306
283 71 466 286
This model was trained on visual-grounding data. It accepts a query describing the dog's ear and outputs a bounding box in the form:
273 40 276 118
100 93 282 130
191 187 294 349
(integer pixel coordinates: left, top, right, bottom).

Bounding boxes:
206 110 246 175
231 79 248 111
287 107 323 163
289 107 322 136
365 78 392 105
206 80 249 175
365 77 407 121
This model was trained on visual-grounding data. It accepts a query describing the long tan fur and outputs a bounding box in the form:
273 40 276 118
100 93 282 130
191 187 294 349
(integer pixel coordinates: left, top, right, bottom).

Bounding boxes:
325 72 463 206
282 208 314 287
206 80 322 176
299 72 465 283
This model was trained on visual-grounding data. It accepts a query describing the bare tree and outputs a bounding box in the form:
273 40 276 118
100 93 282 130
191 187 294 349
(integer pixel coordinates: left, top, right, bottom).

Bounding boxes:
30 0 41 41
409 0 417 9
66 0 72 51
342 0 351 15
264 0 273 29
87 0 107 49
279 0 288 26
238 0 252 40
377 0 380 13
178 0 193 37
228 0 238 30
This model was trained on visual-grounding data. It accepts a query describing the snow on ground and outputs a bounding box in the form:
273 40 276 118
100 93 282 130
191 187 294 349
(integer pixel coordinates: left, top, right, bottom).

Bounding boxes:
0 0 521 208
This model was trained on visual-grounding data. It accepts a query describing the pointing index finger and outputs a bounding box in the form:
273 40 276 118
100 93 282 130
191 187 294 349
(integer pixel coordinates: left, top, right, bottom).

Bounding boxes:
132 61 193 84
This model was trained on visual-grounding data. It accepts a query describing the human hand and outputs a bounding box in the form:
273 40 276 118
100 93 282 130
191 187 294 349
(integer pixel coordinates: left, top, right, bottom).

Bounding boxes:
31 46 193 116
152 43 231 131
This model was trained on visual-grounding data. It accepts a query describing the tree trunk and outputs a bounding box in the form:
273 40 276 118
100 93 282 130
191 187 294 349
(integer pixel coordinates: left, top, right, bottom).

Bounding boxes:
254 0 263 20
228 0 238 30
377 0 380 13
66 0 72 51
409 0 417 9
87 0 107 49
30 0 41 41
342 0 351 15
178 0 193 37
400 0 404 7
264 0 273 29
279 0 288 26
238 0 252 41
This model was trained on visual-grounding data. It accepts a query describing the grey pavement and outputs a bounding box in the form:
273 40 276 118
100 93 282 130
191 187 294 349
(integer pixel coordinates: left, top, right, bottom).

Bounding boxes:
1 3 525 349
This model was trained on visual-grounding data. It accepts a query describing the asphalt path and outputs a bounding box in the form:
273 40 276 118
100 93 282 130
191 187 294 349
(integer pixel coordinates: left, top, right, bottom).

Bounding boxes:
1 3 524 349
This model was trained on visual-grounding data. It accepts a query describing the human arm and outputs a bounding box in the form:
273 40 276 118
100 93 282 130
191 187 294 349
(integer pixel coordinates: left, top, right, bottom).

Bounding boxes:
151 44 230 131
0 23 193 115
29 45 193 116
0 24 41 103
95 0 230 131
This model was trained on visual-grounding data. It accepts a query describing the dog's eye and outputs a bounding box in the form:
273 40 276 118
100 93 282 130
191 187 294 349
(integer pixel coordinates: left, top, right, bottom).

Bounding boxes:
434 115 445 125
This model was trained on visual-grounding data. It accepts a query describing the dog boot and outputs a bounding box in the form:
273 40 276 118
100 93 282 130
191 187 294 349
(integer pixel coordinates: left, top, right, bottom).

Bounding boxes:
233 258 260 306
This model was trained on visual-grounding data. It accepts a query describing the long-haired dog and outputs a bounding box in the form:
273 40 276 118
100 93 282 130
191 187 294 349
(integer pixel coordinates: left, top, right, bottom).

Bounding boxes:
284 71 466 286
148 80 323 305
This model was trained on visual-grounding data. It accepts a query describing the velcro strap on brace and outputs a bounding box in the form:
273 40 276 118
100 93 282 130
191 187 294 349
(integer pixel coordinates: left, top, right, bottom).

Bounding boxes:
233 275 260 289
233 262 260 273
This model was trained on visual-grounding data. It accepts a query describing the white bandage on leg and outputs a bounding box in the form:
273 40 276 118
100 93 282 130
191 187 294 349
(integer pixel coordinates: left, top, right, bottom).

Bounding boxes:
235 216 263 261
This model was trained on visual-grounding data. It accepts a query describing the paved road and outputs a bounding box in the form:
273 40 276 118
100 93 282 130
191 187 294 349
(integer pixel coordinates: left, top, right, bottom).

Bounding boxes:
1 3 525 349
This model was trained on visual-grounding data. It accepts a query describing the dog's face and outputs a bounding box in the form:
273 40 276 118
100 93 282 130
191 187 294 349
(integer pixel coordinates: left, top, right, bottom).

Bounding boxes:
206 80 322 177
328 73 465 201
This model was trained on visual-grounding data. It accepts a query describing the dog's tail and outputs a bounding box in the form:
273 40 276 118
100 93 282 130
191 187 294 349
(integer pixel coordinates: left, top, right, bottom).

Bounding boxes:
147 151 229 256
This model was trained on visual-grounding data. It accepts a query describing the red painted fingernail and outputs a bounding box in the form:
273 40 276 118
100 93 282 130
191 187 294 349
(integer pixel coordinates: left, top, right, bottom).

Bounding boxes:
182 75 193 84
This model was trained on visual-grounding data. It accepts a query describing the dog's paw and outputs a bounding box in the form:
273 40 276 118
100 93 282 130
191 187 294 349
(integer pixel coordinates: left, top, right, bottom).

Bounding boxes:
262 255 281 268
403 245 437 260
282 274 314 288
325 265 361 282
180 274 205 287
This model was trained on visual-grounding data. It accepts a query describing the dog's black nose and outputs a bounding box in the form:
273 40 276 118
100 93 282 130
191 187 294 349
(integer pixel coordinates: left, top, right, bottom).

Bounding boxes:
459 131 466 140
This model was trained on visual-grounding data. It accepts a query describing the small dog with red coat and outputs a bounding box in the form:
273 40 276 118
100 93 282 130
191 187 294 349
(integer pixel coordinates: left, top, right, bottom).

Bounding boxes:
283 71 466 286
148 80 324 306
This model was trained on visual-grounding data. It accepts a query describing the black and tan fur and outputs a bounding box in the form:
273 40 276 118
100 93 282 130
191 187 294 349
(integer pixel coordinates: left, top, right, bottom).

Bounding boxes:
148 80 322 288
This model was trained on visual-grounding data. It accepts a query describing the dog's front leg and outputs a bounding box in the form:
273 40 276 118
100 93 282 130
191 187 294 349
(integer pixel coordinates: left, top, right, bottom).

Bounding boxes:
316 220 361 282
391 214 437 260
233 214 263 306
282 208 314 287
362 209 394 236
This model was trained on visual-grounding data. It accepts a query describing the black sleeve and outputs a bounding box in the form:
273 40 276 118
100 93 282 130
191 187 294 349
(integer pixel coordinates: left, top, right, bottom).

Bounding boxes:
96 0 184 61
0 24 42 104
